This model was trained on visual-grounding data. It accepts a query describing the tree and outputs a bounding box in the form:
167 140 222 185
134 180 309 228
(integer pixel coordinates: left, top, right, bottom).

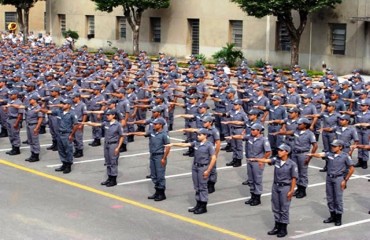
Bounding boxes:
92 0 170 55
231 0 342 65
0 0 41 37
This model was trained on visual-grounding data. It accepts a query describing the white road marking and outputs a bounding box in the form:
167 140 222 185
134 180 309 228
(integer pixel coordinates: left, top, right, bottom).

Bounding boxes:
0 139 94 152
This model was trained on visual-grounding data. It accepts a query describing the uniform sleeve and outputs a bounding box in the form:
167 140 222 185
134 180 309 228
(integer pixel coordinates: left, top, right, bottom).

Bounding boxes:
163 133 170 145
352 128 359 142
309 131 317 143
291 161 299 179
345 155 354 167
263 137 272 152
208 143 215 156
117 124 124 136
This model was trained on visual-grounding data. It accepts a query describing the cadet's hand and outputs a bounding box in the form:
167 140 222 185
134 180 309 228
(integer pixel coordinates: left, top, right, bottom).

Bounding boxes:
258 162 265 169
203 170 210 179
13 123 19 130
287 190 293 201
304 157 311 165
309 126 314 131
114 147 119 156
33 128 39 136
68 134 74 142
224 136 232 140
341 180 347 190
161 158 166 167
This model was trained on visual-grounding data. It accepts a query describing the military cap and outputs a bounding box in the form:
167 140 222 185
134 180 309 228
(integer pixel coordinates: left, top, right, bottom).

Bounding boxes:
251 123 264 131
189 94 199 99
198 103 209 109
126 84 136 89
271 95 281 101
29 95 40 101
248 109 260 115
151 106 163 112
225 88 236 94
359 99 370 106
297 117 310 125
287 107 300 113
339 114 350 121
202 116 214 123
278 143 291 153
152 118 166 125
8 89 19 95
153 88 164 93
342 80 350 85
92 85 102 90
71 92 81 98
50 87 61 92
25 82 35 87
312 84 321 89
105 109 117 115
65 81 73 87
331 139 344 147
107 99 118 105
197 128 209 135
233 99 243 105
327 101 337 107
155 95 164 100
256 86 264 91
301 94 312 99
61 98 72 105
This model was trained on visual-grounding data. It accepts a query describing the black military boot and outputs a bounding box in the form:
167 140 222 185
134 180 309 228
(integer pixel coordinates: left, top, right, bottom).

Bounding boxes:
55 162 66 172
0 127 8 137
89 138 101 147
8 146 20 155
101 176 112 185
293 185 301 197
296 186 306 198
250 194 261 206
29 153 40 162
74 150 83 158
127 135 134 143
119 143 127 152
277 223 288 238
323 212 336 223
245 193 255 205
233 158 242 167
47 140 57 150
207 181 216 194
362 161 368 169
106 176 117 187
267 222 280 235
6 146 15 155
154 189 167 201
63 163 72 174
25 152 35 161
221 143 231 151
22 139 29 144
39 125 46 134
194 201 207 214
319 158 328 172
148 188 159 200
226 158 236 166
168 124 173 131
188 201 201 212
335 214 342 226
354 158 363 168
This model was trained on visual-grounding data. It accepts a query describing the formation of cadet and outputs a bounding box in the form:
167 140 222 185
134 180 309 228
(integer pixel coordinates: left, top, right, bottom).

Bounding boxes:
1 35 370 237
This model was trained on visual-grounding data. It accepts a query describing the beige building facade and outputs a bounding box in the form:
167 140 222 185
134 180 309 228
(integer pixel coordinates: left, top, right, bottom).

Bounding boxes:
0 1 46 34
41 0 370 74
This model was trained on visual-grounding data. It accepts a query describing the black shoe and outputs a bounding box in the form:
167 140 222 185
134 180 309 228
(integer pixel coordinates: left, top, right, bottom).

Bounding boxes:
39 126 46 134
8 147 20 155
146 174 152 179
194 202 207 214
89 139 101 147
335 214 342 226
127 135 134 142
293 186 300 197
119 144 127 152
106 176 117 187
29 153 40 162
63 163 72 174
25 152 34 162
242 180 251 186
148 188 159 200
207 181 215 194
0 128 8 137
154 189 166 201
188 201 201 212
362 161 368 169
226 148 233 152
74 150 83 158
323 212 336 223
55 163 66 172
245 193 254 205
168 124 173 131
226 159 235 166
6 146 15 155
101 176 111 185
250 194 261 206
319 166 327 172
22 140 29 144
267 222 280 235
47 140 57 150
233 159 242 167
296 186 306 199
277 223 288 238
354 159 363 168
221 144 231 151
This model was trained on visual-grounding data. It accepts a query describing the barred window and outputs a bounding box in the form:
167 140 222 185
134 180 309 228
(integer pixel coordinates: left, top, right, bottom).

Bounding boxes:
117 17 126 40
150 17 161 42
276 21 291 51
5 12 17 30
330 24 346 55
58 14 66 34
230 20 243 48
86 15 95 38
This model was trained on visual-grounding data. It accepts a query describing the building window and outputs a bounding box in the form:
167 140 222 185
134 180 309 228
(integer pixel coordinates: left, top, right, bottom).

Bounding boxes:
86 15 95 39
5 12 17 30
58 14 66 34
330 24 346 55
150 17 161 42
230 20 243 48
117 17 126 40
276 21 291 51
188 19 200 55
44 12 47 31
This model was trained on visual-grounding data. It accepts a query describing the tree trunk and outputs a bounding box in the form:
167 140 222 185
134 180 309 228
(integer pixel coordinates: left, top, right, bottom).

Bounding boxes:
16 7 24 34
24 7 29 35
132 28 140 55
290 36 300 66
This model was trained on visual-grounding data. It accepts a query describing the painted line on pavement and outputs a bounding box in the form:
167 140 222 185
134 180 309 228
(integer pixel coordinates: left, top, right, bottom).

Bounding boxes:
0 159 255 240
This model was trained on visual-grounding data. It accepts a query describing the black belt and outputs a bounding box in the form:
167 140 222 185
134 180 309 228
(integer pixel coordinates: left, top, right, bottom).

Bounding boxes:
28 123 37 126
194 162 208 167
274 182 290 186
59 131 71 134
356 126 370 130
293 149 309 154
269 123 280 126
8 117 18 119
151 152 164 156
327 174 344 178
232 126 244 129
106 141 118 144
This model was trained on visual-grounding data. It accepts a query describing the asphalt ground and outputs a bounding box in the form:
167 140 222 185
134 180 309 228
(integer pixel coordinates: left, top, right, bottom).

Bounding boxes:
1 106 370 240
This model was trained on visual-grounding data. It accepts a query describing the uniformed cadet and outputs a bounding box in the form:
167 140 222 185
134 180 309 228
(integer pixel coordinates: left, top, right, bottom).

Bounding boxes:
249 143 298 238
182 94 200 157
4 89 24 155
0 79 9 137
25 95 44 162
166 128 217 214
39 99 79 174
82 109 125 187
307 139 354 226
291 117 318 198
274 107 300 150
227 123 271 206
341 99 370 169
71 92 87 158
221 99 248 167
46 87 63 151
87 86 105 147
335 114 359 155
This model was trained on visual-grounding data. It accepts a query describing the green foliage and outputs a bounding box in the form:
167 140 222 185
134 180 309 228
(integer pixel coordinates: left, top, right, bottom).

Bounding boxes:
230 0 343 18
62 29 79 40
195 54 206 64
212 43 244 67
0 0 39 9
91 0 170 12
254 58 266 68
